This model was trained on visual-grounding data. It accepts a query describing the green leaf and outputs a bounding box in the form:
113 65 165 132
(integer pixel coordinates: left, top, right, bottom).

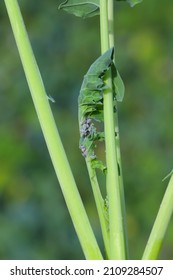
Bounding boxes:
78 48 125 173
91 158 107 173
78 48 114 121
59 0 100 18
59 0 142 19
78 49 115 170
87 47 114 76
116 0 143 7
112 65 125 102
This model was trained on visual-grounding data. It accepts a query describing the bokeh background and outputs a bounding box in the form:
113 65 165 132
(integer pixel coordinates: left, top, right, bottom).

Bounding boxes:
0 0 173 259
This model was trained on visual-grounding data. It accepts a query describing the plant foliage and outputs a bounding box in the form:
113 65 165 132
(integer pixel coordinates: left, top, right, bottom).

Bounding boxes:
59 0 100 18
78 47 124 171
59 0 143 18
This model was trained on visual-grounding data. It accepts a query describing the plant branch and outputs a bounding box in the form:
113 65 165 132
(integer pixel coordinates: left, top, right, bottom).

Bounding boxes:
100 0 126 259
108 0 129 259
142 174 173 259
86 158 110 258
4 0 103 260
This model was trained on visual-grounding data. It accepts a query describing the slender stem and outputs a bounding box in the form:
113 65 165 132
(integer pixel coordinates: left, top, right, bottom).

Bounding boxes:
86 158 110 258
100 0 126 259
4 0 103 260
142 174 173 260
100 0 109 53
108 0 115 48
108 0 129 259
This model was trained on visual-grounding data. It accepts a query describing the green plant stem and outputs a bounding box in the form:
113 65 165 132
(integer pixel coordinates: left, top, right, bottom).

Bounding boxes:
142 174 173 260
86 158 110 258
100 0 126 259
108 0 129 259
4 0 103 260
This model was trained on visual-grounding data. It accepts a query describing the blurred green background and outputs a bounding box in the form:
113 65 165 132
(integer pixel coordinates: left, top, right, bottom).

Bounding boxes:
0 0 173 259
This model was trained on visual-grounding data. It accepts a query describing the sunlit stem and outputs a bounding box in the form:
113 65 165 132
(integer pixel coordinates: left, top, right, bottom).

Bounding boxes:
100 0 126 259
108 0 129 259
86 158 110 258
4 0 103 260
142 175 173 259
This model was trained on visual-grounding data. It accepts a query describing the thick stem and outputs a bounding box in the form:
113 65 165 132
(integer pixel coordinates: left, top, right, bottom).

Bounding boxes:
108 0 129 259
4 0 103 260
142 175 173 259
100 0 126 259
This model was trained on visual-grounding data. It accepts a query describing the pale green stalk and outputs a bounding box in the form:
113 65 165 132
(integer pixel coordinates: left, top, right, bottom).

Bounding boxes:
4 0 103 260
100 0 126 259
108 0 129 259
142 174 173 259
86 158 110 258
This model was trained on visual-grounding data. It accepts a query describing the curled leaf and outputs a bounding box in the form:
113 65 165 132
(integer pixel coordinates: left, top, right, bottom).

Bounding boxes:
112 65 125 102
78 48 125 172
